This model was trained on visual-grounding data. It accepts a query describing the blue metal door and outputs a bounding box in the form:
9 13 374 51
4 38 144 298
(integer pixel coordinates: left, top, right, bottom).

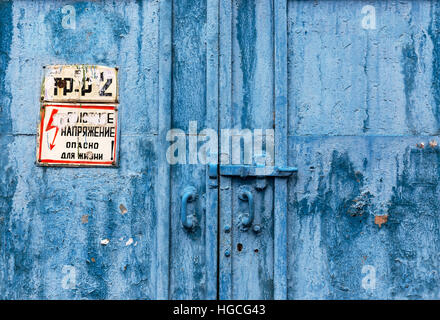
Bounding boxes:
217 0 290 299
0 0 219 300
2 0 440 300
216 0 440 300
284 0 440 299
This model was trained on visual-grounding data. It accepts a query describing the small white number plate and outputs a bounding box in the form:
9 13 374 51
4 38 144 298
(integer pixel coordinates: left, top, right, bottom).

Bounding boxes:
42 65 118 103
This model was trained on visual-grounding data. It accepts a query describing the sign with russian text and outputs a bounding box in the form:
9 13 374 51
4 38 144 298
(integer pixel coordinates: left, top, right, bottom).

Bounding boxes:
37 104 118 166
38 64 119 167
41 65 118 103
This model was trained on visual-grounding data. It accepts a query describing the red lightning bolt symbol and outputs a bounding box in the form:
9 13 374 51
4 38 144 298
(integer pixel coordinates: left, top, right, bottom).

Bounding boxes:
45 109 59 150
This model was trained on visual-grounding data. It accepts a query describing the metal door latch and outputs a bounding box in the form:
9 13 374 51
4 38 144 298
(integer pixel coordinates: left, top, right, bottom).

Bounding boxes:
208 163 297 179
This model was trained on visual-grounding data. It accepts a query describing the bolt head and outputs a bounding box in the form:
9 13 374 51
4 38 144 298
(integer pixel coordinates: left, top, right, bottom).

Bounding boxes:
253 224 261 233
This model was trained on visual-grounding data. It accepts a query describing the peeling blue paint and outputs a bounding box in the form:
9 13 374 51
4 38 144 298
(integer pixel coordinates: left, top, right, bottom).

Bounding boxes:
1 0 440 300
429 1 440 131
402 37 418 134
236 0 256 128
387 146 440 299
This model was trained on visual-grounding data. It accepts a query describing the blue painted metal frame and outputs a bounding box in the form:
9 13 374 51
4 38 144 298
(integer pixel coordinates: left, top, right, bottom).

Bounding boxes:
218 0 233 300
156 0 172 299
7 0 440 300
0 0 291 300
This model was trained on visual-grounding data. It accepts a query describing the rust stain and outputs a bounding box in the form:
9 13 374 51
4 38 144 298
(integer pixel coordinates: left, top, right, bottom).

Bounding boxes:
429 140 438 148
91 257 95 263
354 171 362 183
374 215 388 228
81 215 89 224
119 204 127 215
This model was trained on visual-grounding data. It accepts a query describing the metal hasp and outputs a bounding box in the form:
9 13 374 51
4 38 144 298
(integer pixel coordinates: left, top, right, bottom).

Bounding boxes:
208 163 298 179
181 186 197 230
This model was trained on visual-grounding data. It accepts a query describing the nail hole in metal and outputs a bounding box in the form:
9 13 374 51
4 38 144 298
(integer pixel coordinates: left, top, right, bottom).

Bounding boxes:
237 243 243 252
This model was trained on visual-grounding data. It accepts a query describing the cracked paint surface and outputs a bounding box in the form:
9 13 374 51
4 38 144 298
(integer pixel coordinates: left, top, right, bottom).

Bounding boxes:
0 0 160 299
287 1 440 299
1 0 440 300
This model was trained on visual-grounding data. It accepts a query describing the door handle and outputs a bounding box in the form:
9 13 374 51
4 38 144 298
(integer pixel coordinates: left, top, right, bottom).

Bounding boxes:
238 186 254 229
181 186 197 230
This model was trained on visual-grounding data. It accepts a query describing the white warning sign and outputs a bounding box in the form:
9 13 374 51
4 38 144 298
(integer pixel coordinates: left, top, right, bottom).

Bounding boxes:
37 104 118 166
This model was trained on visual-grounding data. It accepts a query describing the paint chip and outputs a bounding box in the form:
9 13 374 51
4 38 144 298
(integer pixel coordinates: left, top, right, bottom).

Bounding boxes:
100 239 110 245
81 215 89 224
374 215 388 228
119 204 128 215
429 140 438 148
125 238 133 246
416 142 425 149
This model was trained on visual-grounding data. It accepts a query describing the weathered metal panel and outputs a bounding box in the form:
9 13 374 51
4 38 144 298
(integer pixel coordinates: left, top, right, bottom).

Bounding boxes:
287 136 440 299
0 0 162 299
0 0 220 300
286 0 440 299
219 0 276 300
274 0 289 300
169 0 217 300
218 0 234 300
